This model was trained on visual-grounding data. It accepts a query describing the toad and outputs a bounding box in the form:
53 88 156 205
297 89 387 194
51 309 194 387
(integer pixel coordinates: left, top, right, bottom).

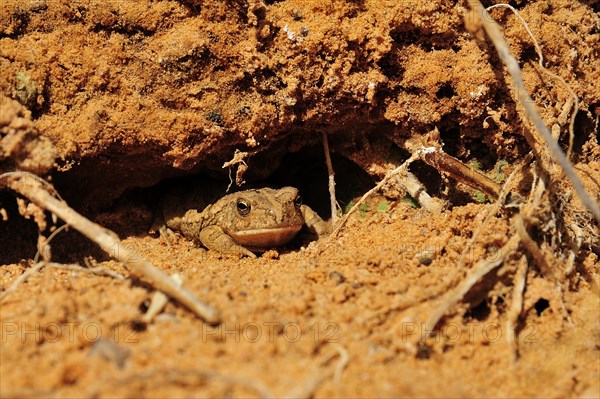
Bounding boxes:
157 186 329 257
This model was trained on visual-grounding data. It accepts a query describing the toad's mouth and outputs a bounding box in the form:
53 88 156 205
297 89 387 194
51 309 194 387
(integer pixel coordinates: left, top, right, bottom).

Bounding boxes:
230 225 303 248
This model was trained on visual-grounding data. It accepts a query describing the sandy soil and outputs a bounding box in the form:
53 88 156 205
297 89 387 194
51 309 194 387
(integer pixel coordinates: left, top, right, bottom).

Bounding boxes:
1 0 600 397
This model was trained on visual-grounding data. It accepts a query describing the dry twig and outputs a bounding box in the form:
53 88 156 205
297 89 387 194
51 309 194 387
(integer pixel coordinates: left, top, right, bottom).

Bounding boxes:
322 132 338 228
486 3 580 159
222 149 249 190
423 233 521 333
0 261 45 301
332 151 420 237
467 0 600 223
48 262 126 280
0 172 220 323
393 171 445 213
283 343 349 399
418 129 503 199
506 255 528 364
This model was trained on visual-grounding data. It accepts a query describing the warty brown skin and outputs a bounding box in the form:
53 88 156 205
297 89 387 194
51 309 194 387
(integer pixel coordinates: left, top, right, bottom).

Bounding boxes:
159 186 329 257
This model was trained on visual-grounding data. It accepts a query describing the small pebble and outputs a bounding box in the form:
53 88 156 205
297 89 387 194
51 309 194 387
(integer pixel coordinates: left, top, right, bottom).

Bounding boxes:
419 257 433 266
329 271 346 285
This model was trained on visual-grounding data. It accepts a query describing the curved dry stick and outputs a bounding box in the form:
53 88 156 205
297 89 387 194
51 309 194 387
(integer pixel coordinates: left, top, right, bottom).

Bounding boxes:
331 151 420 238
1 173 220 324
467 0 600 223
0 261 45 301
283 343 349 399
424 234 521 333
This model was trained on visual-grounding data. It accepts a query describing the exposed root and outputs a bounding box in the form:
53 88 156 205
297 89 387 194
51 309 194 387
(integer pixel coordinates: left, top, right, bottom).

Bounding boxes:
514 213 554 280
48 262 126 280
222 149 249 191
467 0 600 223
417 129 503 199
423 234 521 333
564 222 583 276
421 0 600 361
506 255 528 364
420 157 578 352
283 343 349 399
109 368 275 399
322 132 339 229
394 171 445 214
401 153 527 322
0 261 45 301
0 172 220 323
34 223 69 263
486 3 580 159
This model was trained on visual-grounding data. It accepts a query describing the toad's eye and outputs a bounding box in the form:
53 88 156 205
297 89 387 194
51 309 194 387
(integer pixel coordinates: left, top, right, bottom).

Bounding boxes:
294 195 302 207
236 200 251 216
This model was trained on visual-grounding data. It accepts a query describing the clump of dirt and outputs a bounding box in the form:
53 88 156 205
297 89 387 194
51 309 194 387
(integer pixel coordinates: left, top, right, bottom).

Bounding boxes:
1 97 55 174
1 0 599 397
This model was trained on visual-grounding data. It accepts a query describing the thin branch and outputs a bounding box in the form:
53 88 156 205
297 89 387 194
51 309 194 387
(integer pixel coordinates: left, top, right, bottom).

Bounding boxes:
506 255 528 364
467 0 600 223
0 173 220 323
322 132 338 228
486 4 580 158
283 343 349 399
331 151 420 238
424 233 521 333
0 261 45 301
34 223 70 263
50 262 126 280
418 131 502 199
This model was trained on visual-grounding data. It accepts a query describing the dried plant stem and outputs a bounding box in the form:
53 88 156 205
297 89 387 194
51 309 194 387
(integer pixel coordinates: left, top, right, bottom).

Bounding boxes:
48 262 125 280
456 156 527 278
467 0 600 223
486 3 580 159
506 255 528 364
283 343 349 399
0 173 220 323
394 171 445 213
322 132 338 228
0 261 45 301
419 131 502 199
424 233 521 332
514 213 554 280
332 151 420 238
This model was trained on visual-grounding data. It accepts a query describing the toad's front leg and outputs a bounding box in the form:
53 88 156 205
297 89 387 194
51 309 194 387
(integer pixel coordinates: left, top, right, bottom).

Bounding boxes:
199 225 257 258
301 204 330 236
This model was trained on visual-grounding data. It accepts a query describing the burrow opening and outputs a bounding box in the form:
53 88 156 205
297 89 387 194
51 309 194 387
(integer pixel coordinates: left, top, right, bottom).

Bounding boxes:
0 145 377 264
